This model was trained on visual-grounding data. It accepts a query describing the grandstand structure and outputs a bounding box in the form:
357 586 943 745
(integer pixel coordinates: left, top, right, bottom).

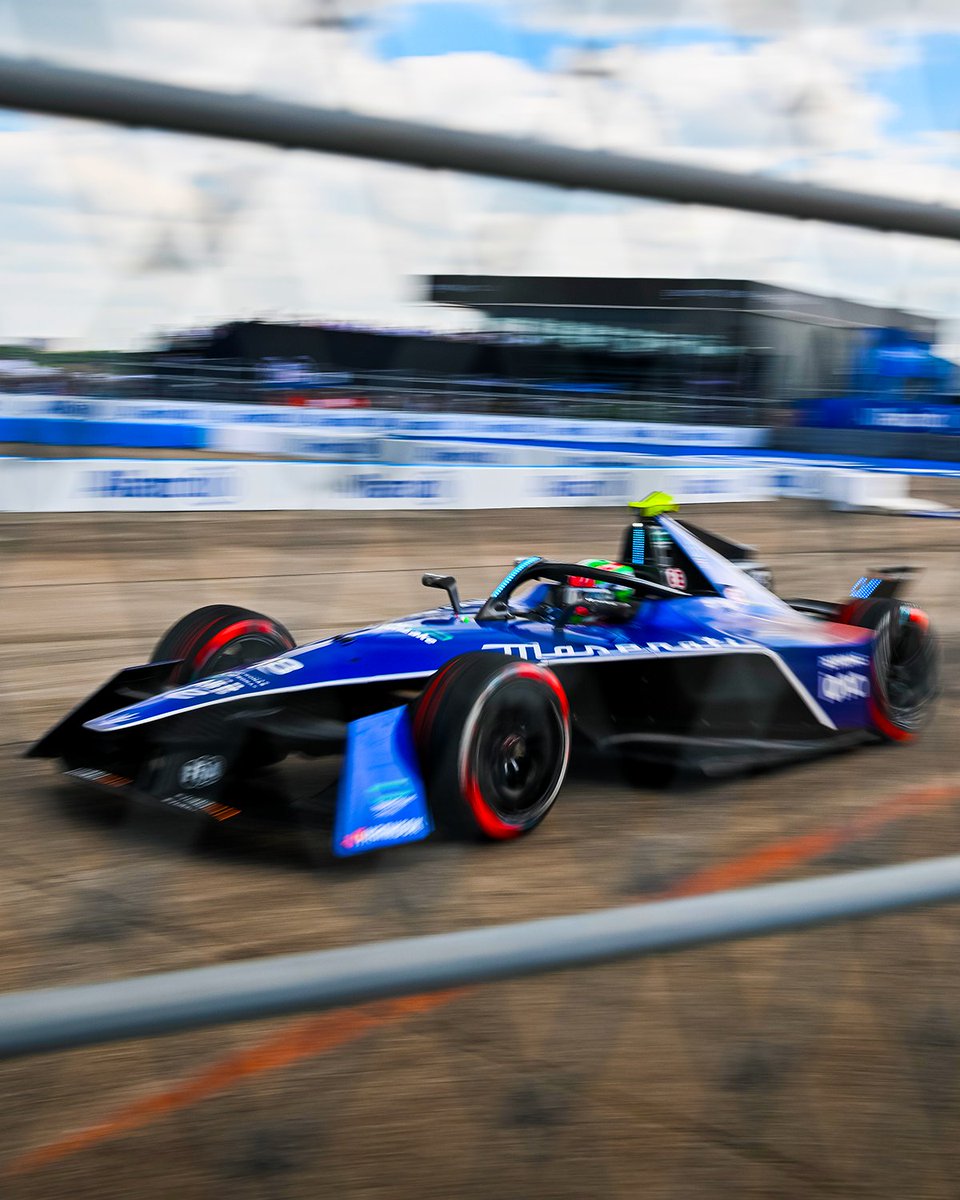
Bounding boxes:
154 277 948 415
429 275 945 404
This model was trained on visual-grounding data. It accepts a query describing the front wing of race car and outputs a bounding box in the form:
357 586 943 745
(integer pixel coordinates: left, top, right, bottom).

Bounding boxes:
28 667 435 857
332 706 433 855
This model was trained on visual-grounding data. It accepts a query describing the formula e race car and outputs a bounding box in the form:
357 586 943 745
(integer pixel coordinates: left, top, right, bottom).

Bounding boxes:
29 494 939 856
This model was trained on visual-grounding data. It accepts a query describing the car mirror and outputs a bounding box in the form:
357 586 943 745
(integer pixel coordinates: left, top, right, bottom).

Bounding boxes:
422 572 462 615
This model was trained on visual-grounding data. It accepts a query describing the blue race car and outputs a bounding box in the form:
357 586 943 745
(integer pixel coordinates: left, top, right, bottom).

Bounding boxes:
29 494 939 855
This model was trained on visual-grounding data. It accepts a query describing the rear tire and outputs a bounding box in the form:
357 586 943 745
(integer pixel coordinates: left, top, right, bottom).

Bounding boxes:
413 652 570 840
844 598 939 741
152 604 296 685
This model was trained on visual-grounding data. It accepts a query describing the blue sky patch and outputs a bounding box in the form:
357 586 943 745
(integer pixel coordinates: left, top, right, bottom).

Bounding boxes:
374 6 765 69
374 2 574 68
626 24 763 53
0 109 26 132
868 33 960 142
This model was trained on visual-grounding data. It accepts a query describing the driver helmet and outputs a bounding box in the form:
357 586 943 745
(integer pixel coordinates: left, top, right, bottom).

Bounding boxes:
568 559 635 602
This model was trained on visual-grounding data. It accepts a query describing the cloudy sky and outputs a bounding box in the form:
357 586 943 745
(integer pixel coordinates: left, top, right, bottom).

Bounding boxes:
0 0 959 350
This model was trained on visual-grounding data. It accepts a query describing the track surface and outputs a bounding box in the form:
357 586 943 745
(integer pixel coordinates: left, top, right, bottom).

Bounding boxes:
1 498 960 1199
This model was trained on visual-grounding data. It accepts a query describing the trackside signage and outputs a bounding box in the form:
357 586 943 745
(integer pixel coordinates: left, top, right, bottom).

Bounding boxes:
337 472 454 502
84 468 236 502
0 459 777 512
3 460 244 511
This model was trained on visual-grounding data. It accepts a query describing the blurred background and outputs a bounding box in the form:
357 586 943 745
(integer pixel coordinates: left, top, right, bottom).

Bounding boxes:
2 0 960 440
2 3 960 1198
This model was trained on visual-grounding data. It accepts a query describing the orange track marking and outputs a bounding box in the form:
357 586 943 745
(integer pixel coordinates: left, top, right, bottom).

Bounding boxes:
4 990 460 1178
660 781 960 899
7 781 960 1177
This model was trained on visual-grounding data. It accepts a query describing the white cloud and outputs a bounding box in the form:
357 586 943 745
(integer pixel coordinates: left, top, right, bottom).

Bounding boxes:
520 0 960 36
0 0 959 347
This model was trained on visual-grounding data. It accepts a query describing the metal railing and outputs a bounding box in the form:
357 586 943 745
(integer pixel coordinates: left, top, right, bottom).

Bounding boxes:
2 55 960 241
0 853 959 1059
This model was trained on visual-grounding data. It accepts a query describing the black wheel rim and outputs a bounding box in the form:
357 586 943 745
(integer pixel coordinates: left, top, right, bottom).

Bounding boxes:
198 634 287 678
880 608 937 729
472 680 566 826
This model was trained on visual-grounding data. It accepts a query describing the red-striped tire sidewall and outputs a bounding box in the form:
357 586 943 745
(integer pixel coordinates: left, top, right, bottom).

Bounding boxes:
152 605 296 685
192 619 277 675
414 652 570 840
843 598 933 742
412 654 476 748
458 663 570 839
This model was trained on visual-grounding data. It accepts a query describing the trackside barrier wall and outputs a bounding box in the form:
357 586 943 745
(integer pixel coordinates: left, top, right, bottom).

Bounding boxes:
0 457 924 512
216 430 743 467
0 395 768 456
215 428 723 465
765 464 911 504
0 459 776 512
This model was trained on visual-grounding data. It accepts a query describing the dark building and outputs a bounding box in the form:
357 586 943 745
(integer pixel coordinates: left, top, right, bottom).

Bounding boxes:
156 278 943 417
428 276 940 403
162 319 660 399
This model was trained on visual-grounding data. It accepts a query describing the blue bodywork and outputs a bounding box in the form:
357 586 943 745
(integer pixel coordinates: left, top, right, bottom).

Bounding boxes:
333 707 433 855
43 513 879 853
85 515 874 738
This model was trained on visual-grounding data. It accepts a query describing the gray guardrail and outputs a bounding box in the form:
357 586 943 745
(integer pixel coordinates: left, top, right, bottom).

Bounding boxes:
1 55 960 241
0 853 959 1060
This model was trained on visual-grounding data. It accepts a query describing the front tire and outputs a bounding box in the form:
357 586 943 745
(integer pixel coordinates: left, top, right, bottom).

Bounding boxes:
414 652 570 840
152 604 296 685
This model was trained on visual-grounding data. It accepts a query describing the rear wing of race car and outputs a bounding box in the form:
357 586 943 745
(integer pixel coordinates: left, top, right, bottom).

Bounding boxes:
848 566 921 601
785 566 922 622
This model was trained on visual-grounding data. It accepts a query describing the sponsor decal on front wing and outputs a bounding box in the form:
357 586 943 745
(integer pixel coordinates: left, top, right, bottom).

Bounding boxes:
178 755 226 789
164 793 240 821
340 817 428 851
164 657 304 702
66 768 238 820
67 767 131 788
89 658 306 730
367 780 418 818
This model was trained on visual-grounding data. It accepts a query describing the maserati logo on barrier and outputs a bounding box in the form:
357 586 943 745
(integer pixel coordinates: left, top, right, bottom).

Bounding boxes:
338 472 451 500
179 755 226 789
538 475 627 499
84 469 236 501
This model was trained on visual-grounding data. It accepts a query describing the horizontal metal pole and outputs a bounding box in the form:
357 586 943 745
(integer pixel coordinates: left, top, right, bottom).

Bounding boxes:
1 56 960 240
1 853 960 1059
